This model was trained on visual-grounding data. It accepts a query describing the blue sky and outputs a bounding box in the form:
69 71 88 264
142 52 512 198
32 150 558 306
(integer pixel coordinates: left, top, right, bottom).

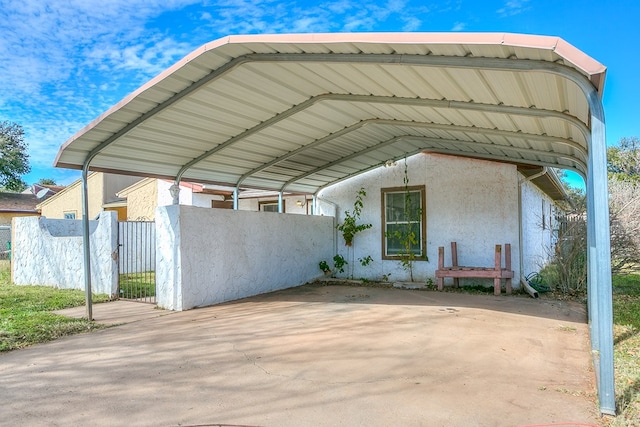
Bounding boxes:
1 0 638 188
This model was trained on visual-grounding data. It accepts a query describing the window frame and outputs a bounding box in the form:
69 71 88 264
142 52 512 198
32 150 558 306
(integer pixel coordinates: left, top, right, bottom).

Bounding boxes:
63 211 77 220
380 185 426 260
259 200 285 213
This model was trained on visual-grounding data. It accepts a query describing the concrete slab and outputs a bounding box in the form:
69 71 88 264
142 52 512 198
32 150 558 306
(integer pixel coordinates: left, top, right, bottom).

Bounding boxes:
54 300 173 325
0 285 601 426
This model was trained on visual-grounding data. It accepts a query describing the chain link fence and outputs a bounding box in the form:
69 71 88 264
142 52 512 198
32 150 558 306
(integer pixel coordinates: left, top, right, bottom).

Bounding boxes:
0 225 11 260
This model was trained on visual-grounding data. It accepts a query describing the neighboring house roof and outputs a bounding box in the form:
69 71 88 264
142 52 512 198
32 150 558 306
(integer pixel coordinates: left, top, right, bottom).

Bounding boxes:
0 192 39 213
54 32 605 196
36 175 86 210
31 184 65 199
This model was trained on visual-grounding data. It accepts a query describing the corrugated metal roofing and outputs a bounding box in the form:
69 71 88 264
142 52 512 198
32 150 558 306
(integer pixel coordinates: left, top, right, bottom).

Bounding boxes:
55 32 606 195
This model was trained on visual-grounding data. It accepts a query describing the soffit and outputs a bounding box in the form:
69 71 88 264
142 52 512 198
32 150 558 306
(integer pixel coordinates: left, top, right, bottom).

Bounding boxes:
54 33 606 194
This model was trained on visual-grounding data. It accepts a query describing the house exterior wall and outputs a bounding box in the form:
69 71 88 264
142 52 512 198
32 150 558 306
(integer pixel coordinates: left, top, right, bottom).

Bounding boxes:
102 173 143 204
155 205 334 310
192 193 224 208
126 179 158 220
520 180 560 278
39 173 141 220
239 196 311 214
317 153 520 284
11 211 118 296
0 212 38 226
38 173 105 219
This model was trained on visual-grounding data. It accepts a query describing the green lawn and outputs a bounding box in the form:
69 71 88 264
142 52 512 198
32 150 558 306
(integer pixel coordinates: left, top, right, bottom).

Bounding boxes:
610 274 640 425
0 261 109 352
118 272 155 300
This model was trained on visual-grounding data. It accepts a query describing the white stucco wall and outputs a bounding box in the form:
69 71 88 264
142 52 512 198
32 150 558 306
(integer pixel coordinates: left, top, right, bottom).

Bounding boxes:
238 196 312 215
317 153 520 284
520 180 560 278
11 211 118 296
155 205 335 310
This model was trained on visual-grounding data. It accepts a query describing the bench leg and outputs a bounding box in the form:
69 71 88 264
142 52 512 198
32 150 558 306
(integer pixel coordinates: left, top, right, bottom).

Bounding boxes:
506 278 512 295
437 276 444 291
453 277 459 288
494 278 501 296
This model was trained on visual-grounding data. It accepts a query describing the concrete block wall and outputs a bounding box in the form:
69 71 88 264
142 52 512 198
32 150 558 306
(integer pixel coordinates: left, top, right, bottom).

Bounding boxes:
11 211 118 296
156 205 335 310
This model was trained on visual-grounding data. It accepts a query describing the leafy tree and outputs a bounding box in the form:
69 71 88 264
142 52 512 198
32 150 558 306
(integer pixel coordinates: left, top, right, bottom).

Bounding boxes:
0 121 30 192
37 178 57 186
607 136 640 182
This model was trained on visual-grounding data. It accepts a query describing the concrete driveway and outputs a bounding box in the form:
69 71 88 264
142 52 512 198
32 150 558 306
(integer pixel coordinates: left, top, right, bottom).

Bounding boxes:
0 284 601 426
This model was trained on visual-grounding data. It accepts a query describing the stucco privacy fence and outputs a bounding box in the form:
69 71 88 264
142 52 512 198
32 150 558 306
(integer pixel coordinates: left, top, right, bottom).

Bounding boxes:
11 212 119 296
155 205 335 311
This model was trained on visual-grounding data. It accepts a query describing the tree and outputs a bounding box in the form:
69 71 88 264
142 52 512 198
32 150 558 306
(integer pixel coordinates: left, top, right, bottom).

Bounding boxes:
606 137 640 272
546 137 640 294
607 136 640 182
0 121 30 192
37 178 57 186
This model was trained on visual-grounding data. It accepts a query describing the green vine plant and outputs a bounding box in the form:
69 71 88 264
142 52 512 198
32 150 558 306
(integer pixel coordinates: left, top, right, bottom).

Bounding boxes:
358 255 373 267
336 187 373 246
333 254 347 274
336 187 373 278
319 260 331 274
318 255 348 277
385 158 425 281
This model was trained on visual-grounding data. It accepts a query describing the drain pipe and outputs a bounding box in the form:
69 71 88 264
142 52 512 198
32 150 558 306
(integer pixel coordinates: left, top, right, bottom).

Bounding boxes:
314 193 340 255
519 167 548 298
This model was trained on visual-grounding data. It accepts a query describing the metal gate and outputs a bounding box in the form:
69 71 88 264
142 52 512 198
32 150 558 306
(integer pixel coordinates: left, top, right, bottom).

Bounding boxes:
118 221 156 303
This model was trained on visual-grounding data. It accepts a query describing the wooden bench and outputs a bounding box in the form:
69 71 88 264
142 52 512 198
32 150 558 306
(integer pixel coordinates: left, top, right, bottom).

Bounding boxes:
435 242 513 295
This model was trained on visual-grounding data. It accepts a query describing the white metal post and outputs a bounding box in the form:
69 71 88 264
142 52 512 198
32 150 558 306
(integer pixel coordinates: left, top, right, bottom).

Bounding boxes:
81 165 92 320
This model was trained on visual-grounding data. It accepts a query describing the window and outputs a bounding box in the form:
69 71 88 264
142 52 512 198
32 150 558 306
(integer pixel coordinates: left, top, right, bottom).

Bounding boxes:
63 211 76 220
381 186 426 259
259 201 284 213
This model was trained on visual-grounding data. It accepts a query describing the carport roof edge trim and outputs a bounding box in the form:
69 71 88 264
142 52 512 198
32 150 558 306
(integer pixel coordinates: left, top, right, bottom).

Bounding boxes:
53 32 606 174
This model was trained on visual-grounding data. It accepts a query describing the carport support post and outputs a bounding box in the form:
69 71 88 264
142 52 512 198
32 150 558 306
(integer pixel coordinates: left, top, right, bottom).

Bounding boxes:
81 165 92 320
278 191 283 213
170 181 180 205
586 94 616 415
233 187 239 210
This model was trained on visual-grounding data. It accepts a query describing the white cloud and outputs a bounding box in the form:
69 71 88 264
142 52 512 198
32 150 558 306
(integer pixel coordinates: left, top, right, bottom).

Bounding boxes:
497 0 531 17
0 0 201 180
0 0 460 184
451 22 466 31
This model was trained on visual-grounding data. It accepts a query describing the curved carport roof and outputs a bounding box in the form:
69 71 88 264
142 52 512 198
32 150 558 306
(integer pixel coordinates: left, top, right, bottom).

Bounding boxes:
54 32 614 414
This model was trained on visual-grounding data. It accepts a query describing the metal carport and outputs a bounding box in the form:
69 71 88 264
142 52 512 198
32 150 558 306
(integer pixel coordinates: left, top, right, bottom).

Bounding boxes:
54 32 614 414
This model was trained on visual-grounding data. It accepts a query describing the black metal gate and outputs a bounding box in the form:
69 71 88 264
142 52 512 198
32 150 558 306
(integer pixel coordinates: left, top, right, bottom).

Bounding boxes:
118 221 156 303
